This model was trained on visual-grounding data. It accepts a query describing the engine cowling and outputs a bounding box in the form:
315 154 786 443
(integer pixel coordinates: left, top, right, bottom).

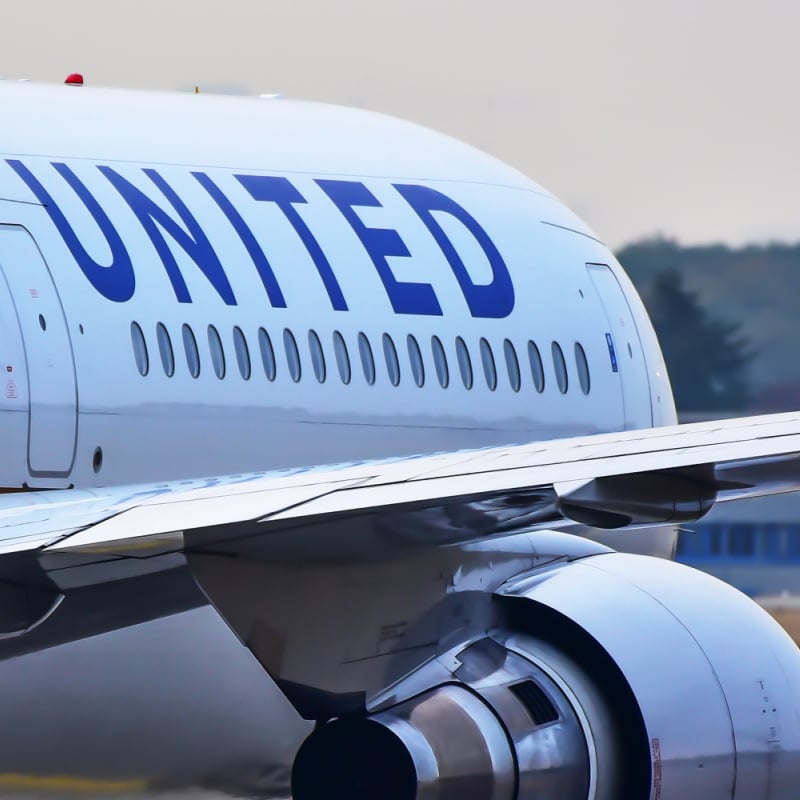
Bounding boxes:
292 553 800 800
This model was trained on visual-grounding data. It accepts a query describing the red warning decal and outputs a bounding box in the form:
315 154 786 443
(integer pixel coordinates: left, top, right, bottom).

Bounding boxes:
651 737 662 800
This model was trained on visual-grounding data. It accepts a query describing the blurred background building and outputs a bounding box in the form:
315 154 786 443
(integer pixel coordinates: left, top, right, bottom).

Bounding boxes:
676 493 800 597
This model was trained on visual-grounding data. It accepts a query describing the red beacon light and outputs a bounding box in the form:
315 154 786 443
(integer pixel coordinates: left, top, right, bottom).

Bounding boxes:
64 73 84 86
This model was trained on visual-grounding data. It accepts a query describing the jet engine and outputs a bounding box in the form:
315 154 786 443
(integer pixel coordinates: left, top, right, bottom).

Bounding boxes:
291 553 800 800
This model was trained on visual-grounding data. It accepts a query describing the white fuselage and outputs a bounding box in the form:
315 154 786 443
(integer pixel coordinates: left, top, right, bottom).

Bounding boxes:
0 82 736 800
0 82 674 496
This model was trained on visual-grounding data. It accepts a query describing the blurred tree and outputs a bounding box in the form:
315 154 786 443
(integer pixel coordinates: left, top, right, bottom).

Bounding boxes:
645 269 753 412
618 237 800 402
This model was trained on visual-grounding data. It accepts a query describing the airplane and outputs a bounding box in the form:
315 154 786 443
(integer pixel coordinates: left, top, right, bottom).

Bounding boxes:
0 77 798 799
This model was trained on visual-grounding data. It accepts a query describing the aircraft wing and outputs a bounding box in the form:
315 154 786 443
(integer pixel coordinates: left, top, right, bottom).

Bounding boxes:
0 410 799 686
8 409 800 556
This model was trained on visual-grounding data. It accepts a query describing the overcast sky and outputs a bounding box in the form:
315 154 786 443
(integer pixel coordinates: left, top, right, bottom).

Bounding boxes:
2 0 798 248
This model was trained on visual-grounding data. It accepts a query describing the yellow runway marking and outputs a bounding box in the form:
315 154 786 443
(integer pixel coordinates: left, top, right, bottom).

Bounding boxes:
0 773 147 794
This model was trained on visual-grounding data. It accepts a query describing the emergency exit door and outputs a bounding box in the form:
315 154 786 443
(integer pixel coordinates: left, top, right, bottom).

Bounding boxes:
0 226 77 476
587 263 653 429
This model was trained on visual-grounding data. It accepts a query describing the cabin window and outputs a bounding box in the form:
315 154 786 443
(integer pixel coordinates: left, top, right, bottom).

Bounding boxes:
233 326 251 380
333 331 351 384
552 341 568 394
156 323 175 377
358 332 376 385
480 338 497 391
208 325 226 379
504 339 521 392
258 328 276 381
309 330 326 383
131 321 149 376
284 328 302 383
575 342 590 395
431 336 449 388
182 324 200 378
455 336 473 389
383 334 401 387
407 334 425 387
528 340 545 393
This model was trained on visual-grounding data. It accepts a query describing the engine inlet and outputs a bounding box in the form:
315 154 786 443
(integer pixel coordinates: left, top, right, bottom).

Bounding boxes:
292 685 515 800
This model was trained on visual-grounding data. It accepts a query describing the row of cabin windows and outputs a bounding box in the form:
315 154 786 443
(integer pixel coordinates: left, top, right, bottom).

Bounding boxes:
130 322 592 395
677 523 800 562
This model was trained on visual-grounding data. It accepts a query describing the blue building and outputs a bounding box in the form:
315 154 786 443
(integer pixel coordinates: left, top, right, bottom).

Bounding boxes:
676 493 800 597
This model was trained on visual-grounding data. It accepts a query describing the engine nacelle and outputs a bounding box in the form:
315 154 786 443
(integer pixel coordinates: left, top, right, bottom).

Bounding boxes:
292 553 800 800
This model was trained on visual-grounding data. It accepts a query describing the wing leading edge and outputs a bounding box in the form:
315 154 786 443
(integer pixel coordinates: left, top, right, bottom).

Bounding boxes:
0 410 798 561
